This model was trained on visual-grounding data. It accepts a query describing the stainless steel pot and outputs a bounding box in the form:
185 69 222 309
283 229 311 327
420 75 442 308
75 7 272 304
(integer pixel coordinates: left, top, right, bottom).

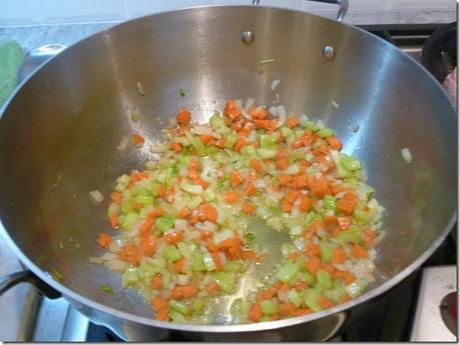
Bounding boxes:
0 2 456 342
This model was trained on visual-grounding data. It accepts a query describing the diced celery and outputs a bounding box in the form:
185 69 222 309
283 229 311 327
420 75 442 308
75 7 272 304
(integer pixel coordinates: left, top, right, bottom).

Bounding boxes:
303 289 321 312
136 195 154 205
294 256 304 270
336 226 362 244
189 196 203 209
224 260 244 273
203 188 216 202
177 242 192 259
120 212 139 231
203 252 216 271
224 134 238 148
155 216 176 233
181 181 203 195
298 271 316 285
323 196 336 211
287 289 303 307
280 127 293 137
210 112 225 129
320 242 334 263
340 154 361 171
316 269 333 290
276 261 299 283
317 128 334 138
168 299 190 315
261 298 278 315
121 269 138 287
131 187 152 197
190 137 207 155
179 154 191 165
257 148 277 159
192 298 205 314
345 279 368 298
242 145 257 157
324 287 347 303
353 204 377 224
169 310 186 323
260 134 277 149
213 272 237 293
121 198 134 213
303 121 319 132
294 129 304 138
260 315 271 322
191 253 206 272
164 245 182 262
231 298 249 318
149 181 162 196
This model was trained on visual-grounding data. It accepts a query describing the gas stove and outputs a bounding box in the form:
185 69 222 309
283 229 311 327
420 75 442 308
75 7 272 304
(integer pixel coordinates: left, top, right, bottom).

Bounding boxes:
2 23 458 342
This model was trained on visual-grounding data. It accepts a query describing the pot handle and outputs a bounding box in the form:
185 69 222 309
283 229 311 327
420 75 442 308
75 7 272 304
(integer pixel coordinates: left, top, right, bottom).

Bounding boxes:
251 0 349 22
0 270 61 299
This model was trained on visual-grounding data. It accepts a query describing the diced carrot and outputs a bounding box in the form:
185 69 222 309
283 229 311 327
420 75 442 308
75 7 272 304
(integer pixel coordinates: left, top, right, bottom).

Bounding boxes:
164 232 184 244
139 218 154 238
351 244 368 258
305 220 320 240
362 227 376 245
215 138 225 148
253 119 277 131
250 159 263 172
170 285 198 300
151 275 163 290
198 203 217 223
140 235 156 256
244 183 257 197
219 237 241 260
291 174 309 189
331 226 342 238
241 202 256 215
98 233 112 248
316 143 329 155
285 190 301 204
199 135 215 145
332 247 347 264
278 175 293 185
293 308 313 316
176 108 191 125
309 173 331 197
299 195 312 212
211 251 224 271
304 256 321 275
278 303 297 317
170 142 182 152
230 170 244 187
288 252 299 261
323 216 337 227
291 138 304 149
224 100 242 120
132 133 145 147
173 257 186 273
269 313 280 321
248 303 263 322
319 295 335 309
257 287 277 301
224 191 240 204
132 200 142 210
337 216 352 230
286 117 300 128
109 214 119 229
331 184 349 195
152 297 169 321
119 244 142 266
241 249 256 260
337 193 358 214
249 106 268 120
234 137 248 152
282 200 293 213
332 270 355 284
110 191 122 204
147 208 163 220
276 157 289 170
338 295 352 304
294 281 308 292
178 207 192 219
194 178 209 190
206 281 221 294
326 136 342 150
305 243 321 257
321 263 336 274
247 170 258 181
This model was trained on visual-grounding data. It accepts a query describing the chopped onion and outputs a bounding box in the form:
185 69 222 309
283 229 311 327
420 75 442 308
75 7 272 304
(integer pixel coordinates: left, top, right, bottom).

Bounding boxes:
277 105 287 127
116 136 129 151
332 100 339 108
268 106 279 116
214 229 235 244
175 219 187 230
401 147 412 163
244 98 255 111
192 126 216 137
150 143 168 153
136 81 145 96
270 79 280 91
177 274 190 285
89 190 104 204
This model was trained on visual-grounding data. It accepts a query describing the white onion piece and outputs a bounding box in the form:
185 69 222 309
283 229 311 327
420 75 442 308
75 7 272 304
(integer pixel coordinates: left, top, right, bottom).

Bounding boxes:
270 79 280 91
136 81 145 96
89 190 104 204
401 147 412 163
268 106 279 116
244 98 255 111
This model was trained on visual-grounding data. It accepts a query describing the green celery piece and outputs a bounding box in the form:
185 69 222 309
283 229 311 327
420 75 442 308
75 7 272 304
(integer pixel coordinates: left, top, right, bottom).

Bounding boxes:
316 269 333 290
213 272 237 293
168 310 186 323
340 154 362 171
320 242 335 263
191 253 206 272
136 195 154 205
168 299 190 315
261 299 278 315
224 260 244 273
164 245 182 262
209 112 225 129
317 127 334 138
276 261 299 283
298 271 316 285
192 299 205 314
287 289 303 307
304 121 319 132
0 40 25 106
303 289 321 312
224 134 238 148
155 216 176 233
336 226 362 244
323 195 336 211
121 212 138 231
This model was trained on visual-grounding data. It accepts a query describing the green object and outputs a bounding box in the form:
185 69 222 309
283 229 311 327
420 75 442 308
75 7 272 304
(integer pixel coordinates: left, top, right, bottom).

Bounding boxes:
155 216 176 232
303 289 321 312
168 299 190 315
316 269 333 290
336 226 362 244
276 261 299 283
100 284 115 295
213 272 237 293
0 40 25 107
164 245 182 262
261 298 278 315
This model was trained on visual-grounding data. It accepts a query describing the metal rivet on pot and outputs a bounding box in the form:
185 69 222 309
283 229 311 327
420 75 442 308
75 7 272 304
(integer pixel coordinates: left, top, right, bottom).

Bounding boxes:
322 46 335 60
241 31 255 45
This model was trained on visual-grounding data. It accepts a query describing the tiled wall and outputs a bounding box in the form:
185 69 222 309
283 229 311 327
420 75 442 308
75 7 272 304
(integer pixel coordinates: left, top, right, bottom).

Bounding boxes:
0 0 456 26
